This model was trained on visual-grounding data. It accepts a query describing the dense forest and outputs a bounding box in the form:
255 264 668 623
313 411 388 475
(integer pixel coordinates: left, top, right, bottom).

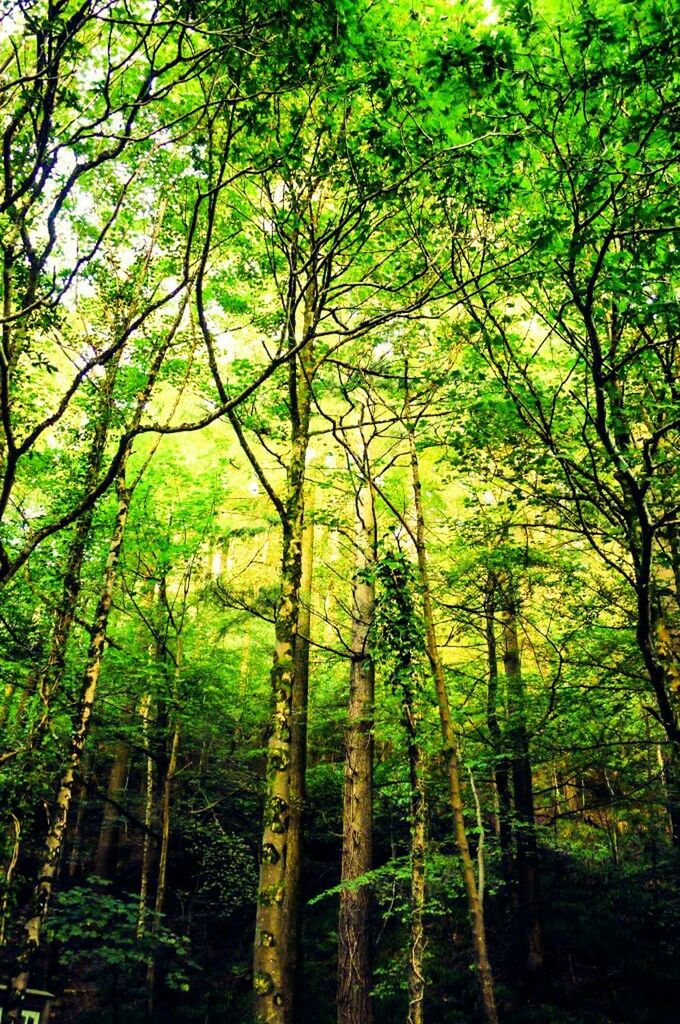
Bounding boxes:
0 1 678 1022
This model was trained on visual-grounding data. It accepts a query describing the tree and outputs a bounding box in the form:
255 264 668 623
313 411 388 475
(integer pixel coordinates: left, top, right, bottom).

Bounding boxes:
374 548 427 1024
448 0 680 843
337 429 377 1024
0 3 679 1023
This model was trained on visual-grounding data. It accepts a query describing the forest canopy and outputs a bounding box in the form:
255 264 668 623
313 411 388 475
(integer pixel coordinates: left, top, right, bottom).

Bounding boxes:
0 1 678 1022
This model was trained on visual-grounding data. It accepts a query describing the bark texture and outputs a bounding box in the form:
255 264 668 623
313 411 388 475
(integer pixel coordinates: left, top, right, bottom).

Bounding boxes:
337 477 376 1024
137 691 154 938
147 710 181 1012
253 284 315 1024
405 701 426 1024
94 735 131 880
283 495 314 1019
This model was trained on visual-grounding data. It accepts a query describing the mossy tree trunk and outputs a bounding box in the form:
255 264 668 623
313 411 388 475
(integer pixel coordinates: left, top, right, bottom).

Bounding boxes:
283 491 314 1019
253 282 315 1024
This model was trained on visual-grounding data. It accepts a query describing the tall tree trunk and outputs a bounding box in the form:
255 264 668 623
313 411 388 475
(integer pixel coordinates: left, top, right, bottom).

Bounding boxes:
283 490 314 1019
253 285 315 1024
404 695 426 1024
137 692 155 939
138 582 169 937
652 597 680 844
484 578 514 899
94 735 131 881
337 476 376 1024
253 515 305 1022
66 751 92 880
407 424 499 1024
5 466 131 1018
499 580 544 978
145 580 183 1015
147 709 181 1015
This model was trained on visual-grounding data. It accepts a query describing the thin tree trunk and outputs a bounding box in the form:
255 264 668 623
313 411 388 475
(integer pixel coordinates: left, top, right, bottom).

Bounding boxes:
484 579 514 899
380 551 427 1024
137 692 154 939
5 466 131 1017
337 476 376 1024
407 424 499 1024
235 634 251 745
147 708 181 1015
138 583 168 938
657 743 679 847
145 585 184 1013
283 490 314 1019
404 698 426 1024
66 751 91 879
499 581 544 978
0 814 20 947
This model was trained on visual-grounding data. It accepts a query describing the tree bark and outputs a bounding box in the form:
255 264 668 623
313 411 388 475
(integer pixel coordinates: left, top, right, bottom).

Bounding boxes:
407 424 499 1024
484 578 515 900
337 476 376 1024
253 515 305 1022
253 283 315 1024
94 735 131 881
137 692 155 939
66 751 91 880
36 359 120 703
283 490 314 1019
404 697 426 1024
147 708 181 1015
